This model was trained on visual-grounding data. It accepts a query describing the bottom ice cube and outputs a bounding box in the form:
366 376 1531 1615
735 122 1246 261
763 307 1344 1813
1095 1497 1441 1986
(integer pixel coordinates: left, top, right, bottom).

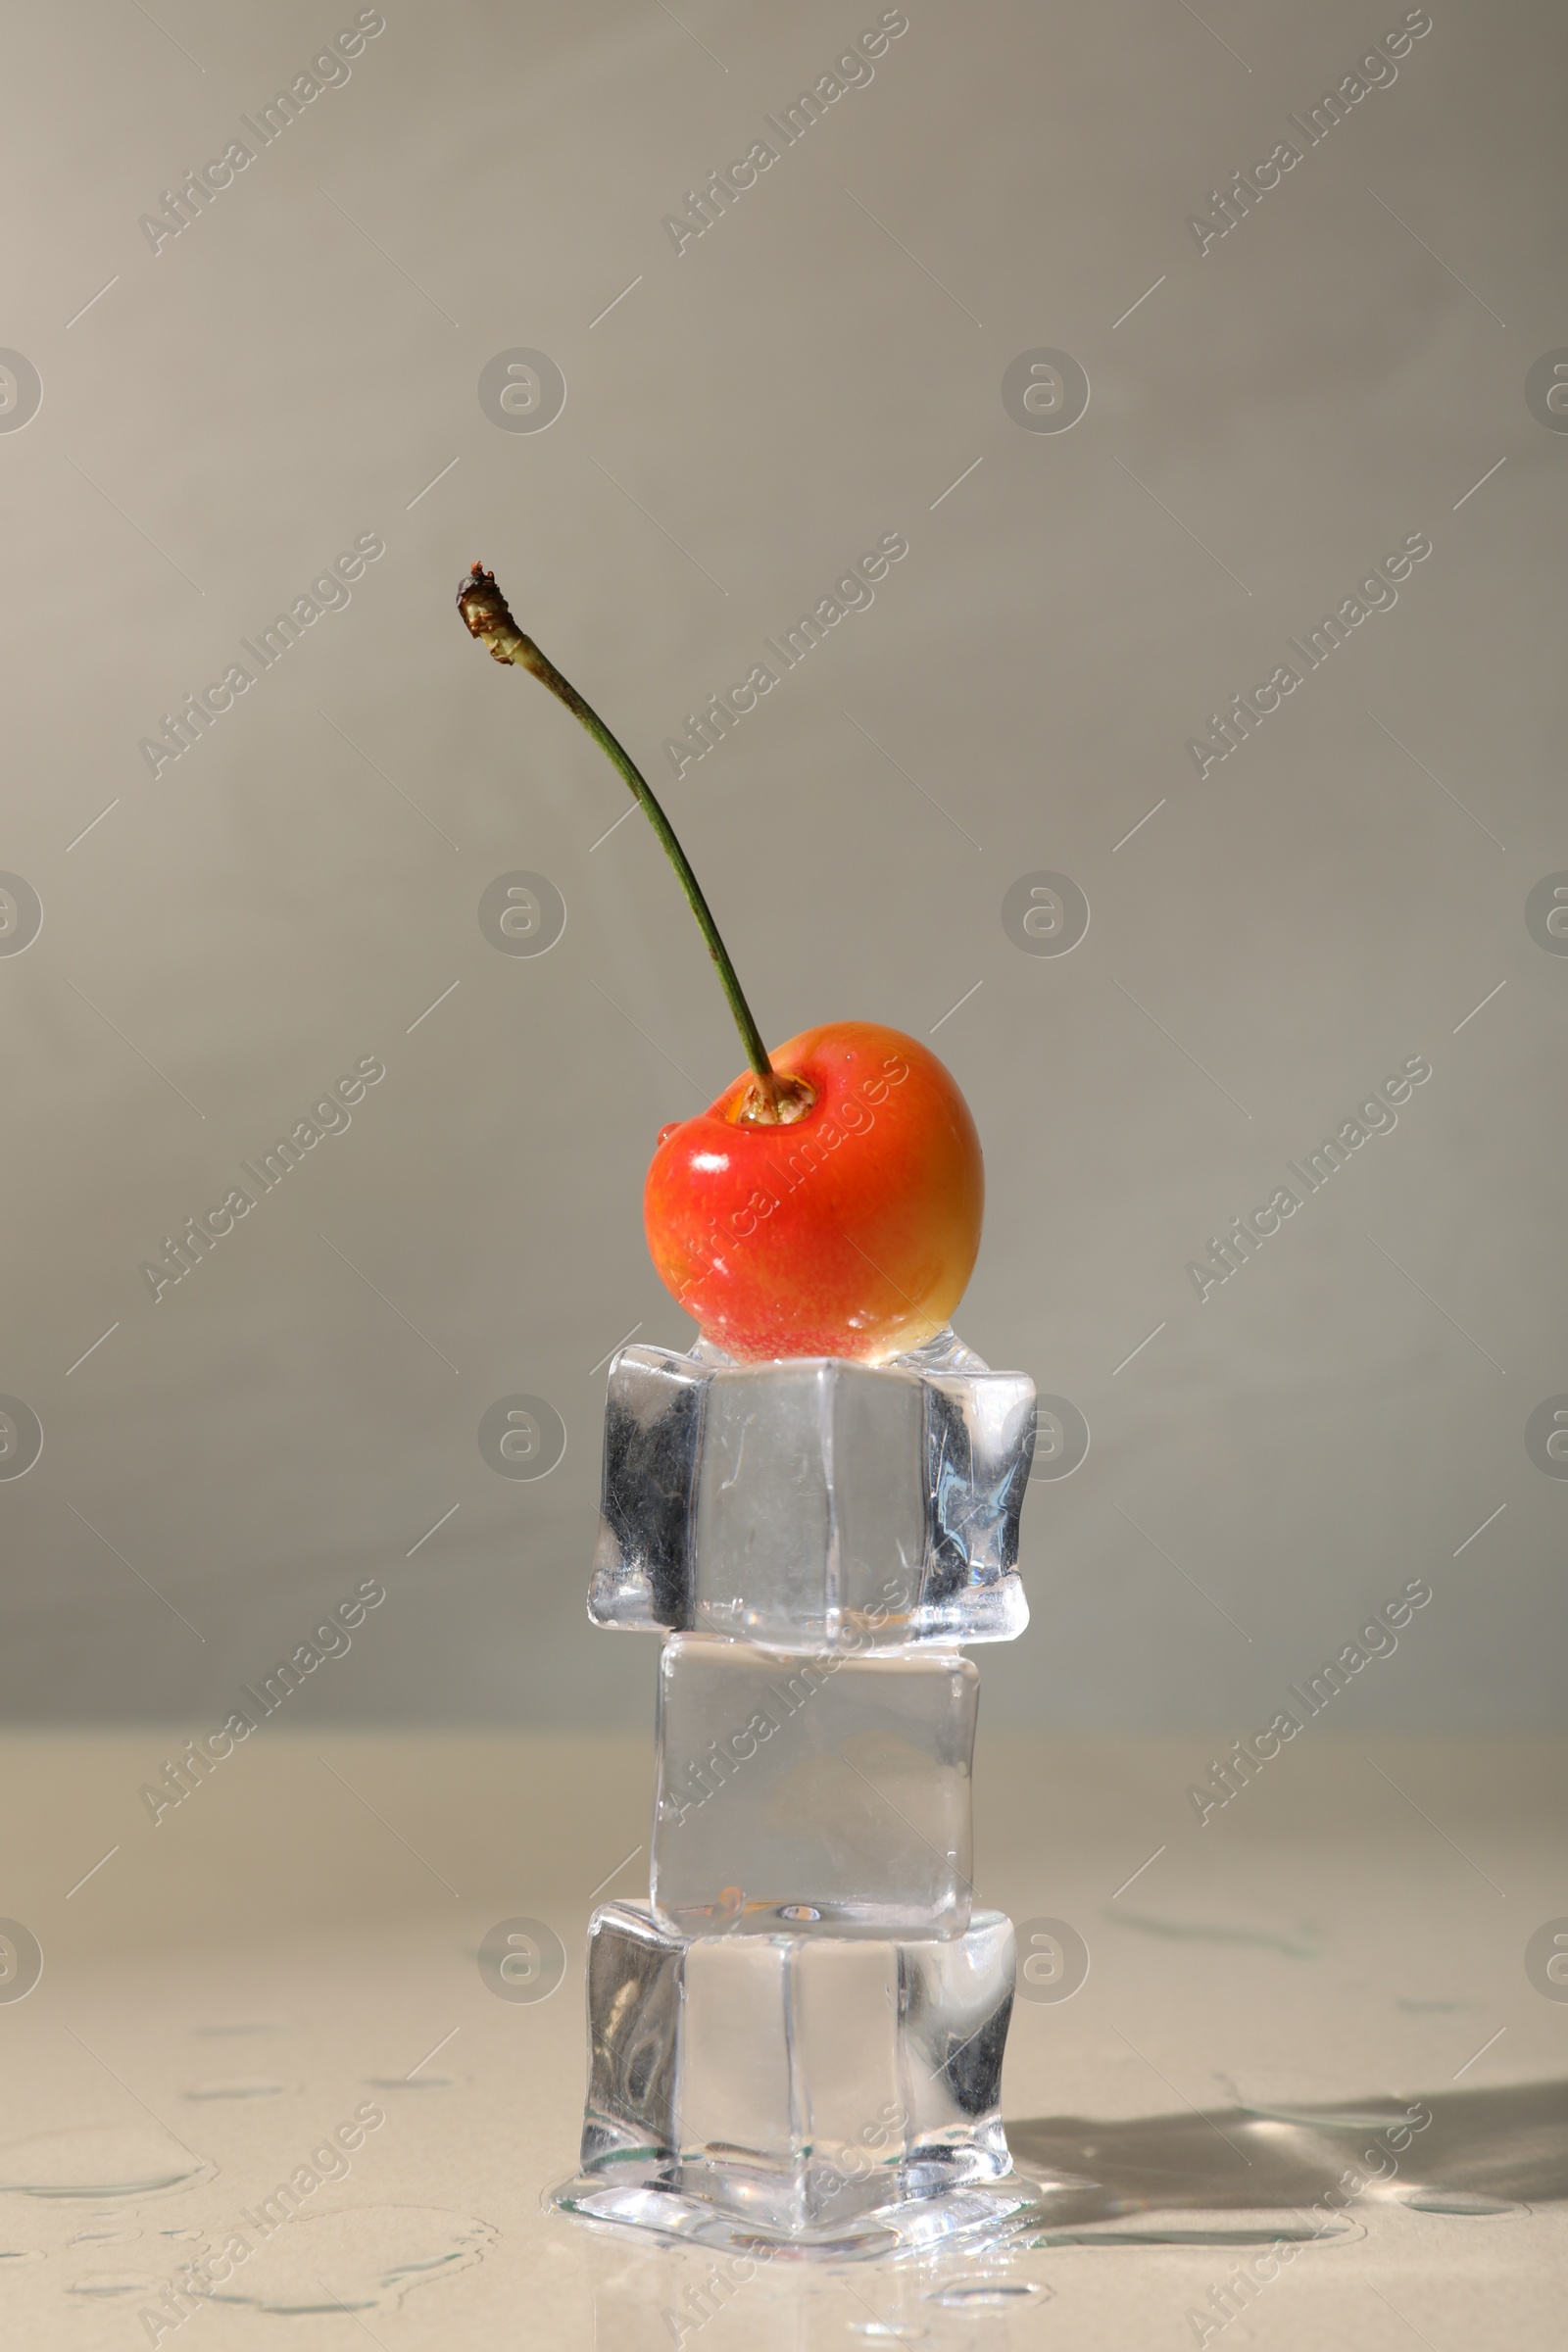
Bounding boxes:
562 1900 1018 2244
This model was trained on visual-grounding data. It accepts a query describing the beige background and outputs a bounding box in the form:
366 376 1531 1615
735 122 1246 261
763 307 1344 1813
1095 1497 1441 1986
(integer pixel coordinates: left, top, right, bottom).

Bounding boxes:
1 0 1564 1743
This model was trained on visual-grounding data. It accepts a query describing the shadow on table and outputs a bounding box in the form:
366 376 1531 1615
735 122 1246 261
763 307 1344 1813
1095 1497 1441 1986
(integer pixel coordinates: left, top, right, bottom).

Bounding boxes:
1006 2078 1568 2230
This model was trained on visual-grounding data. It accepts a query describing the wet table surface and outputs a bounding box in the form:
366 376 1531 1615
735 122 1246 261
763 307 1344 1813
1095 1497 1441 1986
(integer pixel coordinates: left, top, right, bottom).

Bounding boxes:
3 1730 1564 2348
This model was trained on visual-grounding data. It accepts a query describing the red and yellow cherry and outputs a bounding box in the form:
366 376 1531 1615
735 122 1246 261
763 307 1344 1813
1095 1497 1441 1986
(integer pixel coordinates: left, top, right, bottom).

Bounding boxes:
456 567 984 1362
644 1020 983 1363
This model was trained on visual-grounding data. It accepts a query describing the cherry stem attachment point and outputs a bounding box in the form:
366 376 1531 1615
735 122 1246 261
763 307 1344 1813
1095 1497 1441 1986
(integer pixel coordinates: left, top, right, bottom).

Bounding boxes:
457 563 802 1122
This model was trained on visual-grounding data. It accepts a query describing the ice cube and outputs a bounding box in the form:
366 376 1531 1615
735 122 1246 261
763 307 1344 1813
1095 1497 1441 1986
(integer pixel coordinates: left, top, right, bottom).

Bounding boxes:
589 1345 1032 1652
565 1899 1017 2243
651 1635 978 1939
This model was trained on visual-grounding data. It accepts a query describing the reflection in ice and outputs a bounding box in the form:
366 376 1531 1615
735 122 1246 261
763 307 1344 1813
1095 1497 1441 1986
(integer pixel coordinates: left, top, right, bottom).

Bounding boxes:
0 2126 211 2199
199 2204 496 2314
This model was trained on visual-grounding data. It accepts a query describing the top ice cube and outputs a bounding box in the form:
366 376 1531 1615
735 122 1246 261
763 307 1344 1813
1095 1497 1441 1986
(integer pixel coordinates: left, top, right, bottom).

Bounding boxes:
589 1340 1034 1652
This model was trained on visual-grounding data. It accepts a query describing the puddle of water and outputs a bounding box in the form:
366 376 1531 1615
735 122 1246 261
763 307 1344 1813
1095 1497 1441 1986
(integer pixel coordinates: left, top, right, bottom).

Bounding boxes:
1229 2093 1412 2132
0 2127 211 2199
1397 2191 1519 2217
1034 2221 1358 2248
1006 2184 1367 2251
1217 2071 1435 2135
200 2205 495 2314
66 2275 154 2298
182 2081 290 2103
1012 2080 1568 2229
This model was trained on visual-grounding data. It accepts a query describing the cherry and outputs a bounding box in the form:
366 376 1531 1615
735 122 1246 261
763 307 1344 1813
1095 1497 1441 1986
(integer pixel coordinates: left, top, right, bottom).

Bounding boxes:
645 1020 982 1362
457 564 986 1361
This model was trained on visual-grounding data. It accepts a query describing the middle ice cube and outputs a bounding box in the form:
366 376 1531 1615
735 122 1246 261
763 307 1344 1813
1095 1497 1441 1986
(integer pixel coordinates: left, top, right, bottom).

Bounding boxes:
652 1634 978 1939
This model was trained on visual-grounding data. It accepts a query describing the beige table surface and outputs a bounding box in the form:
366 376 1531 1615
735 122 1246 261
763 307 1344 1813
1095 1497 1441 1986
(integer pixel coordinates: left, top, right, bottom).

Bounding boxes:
3 1730 1563 2348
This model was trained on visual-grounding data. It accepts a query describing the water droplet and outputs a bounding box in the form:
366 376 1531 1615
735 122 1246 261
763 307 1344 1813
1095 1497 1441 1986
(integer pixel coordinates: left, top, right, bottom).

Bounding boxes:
181 2079 289 2102
780 1905 821 1923
1400 2191 1518 2217
66 2275 153 2297
0 2249 43 2267
69 2227 139 2246
201 2205 495 2314
925 2279 1048 2308
0 2126 211 2199
1111 1911 1317 1960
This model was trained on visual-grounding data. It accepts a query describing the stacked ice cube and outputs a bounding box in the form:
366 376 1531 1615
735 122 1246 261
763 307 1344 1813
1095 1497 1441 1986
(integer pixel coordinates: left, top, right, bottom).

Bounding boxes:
554 1334 1038 2257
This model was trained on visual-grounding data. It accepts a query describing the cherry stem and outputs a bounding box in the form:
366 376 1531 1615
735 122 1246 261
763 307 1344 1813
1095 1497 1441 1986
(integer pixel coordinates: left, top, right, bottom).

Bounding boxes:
457 564 791 1118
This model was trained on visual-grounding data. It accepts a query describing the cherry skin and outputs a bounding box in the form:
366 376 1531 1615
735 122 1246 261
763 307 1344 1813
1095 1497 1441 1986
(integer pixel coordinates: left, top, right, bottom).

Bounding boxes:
644 1020 983 1363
